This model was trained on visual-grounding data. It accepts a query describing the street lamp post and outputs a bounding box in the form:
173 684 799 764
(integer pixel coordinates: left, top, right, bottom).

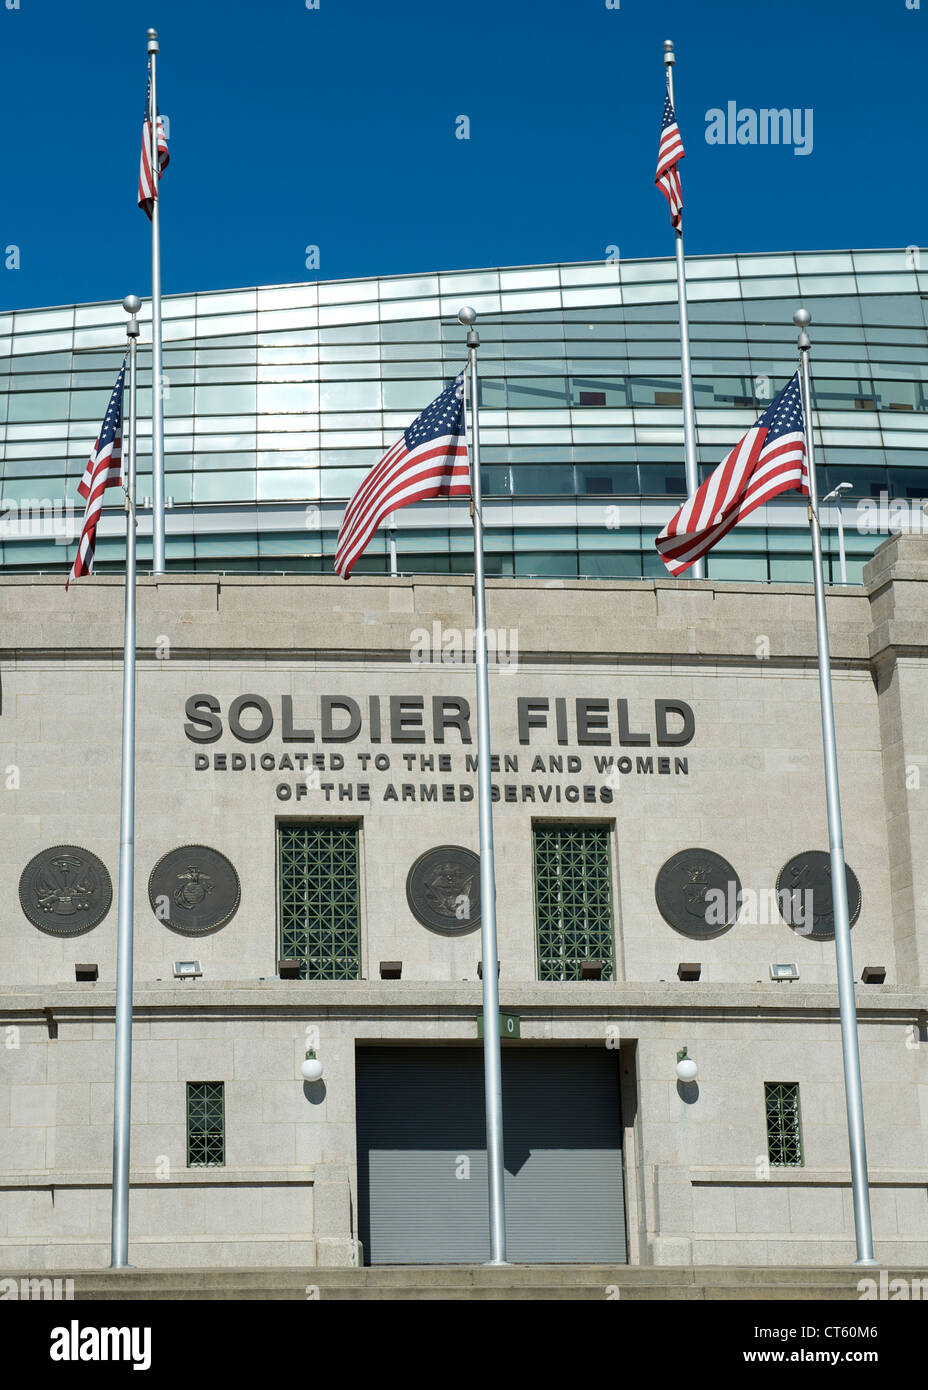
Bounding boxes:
822 482 853 585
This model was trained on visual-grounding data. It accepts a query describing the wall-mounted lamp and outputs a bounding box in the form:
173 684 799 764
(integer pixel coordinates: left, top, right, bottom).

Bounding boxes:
301 1049 323 1082
770 963 799 982
676 1046 698 1082
173 960 202 980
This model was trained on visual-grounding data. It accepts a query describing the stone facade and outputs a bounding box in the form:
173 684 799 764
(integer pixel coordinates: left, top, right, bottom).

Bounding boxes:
1 533 927 1269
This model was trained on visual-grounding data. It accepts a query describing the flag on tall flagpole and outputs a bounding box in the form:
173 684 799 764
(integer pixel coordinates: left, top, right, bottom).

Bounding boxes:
334 375 470 579
655 373 809 576
655 94 685 228
66 362 127 590
138 67 169 219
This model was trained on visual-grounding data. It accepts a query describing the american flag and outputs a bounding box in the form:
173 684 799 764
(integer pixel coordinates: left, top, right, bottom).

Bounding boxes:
655 373 809 576
334 374 470 579
138 68 169 220
66 363 127 590
656 94 685 228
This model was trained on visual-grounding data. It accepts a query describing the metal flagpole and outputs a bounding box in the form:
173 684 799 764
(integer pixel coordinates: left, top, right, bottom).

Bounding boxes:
387 515 398 576
148 28 165 575
111 295 141 1269
458 306 508 1265
794 306 876 1266
663 39 703 580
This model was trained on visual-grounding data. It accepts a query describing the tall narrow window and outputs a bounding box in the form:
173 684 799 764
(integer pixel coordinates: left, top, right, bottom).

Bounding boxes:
533 825 616 981
278 823 361 980
186 1082 225 1168
764 1082 803 1167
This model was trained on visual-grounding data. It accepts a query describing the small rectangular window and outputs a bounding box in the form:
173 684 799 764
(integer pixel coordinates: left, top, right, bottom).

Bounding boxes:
186 1082 225 1167
764 1082 803 1167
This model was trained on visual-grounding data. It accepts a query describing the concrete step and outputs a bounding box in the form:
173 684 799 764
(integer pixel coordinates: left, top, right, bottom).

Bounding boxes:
23 1265 924 1301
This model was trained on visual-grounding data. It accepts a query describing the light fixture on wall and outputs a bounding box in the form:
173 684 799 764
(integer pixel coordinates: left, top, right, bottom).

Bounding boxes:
173 960 202 980
301 1049 323 1082
676 1046 698 1082
770 963 799 982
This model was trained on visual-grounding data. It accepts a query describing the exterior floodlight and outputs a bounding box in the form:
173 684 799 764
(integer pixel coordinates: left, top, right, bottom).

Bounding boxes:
770 963 800 982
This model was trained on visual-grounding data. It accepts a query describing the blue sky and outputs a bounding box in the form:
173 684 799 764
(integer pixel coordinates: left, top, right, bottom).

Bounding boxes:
0 0 923 310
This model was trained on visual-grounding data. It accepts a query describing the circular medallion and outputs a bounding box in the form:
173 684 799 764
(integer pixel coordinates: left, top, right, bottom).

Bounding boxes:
776 851 861 940
406 845 481 934
148 845 241 935
19 845 112 936
655 849 741 939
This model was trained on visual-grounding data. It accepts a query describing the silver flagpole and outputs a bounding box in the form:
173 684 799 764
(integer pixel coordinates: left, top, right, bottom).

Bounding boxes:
794 306 876 1266
458 306 508 1265
111 295 140 1268
148 28 165 576
663 39 703 580
387 515 398 576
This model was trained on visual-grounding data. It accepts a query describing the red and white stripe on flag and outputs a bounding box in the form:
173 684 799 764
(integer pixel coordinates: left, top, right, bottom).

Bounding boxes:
656 95 685 229
655 373 809 577
66 366 127 590
138 75 169 220
334 379 470 579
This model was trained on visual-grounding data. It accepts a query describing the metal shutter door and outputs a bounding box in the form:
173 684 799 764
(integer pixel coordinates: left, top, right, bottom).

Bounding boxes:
356 1047 626 1265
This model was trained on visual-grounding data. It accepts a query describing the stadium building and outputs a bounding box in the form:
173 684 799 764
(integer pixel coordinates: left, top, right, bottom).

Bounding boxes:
0 250 927 1272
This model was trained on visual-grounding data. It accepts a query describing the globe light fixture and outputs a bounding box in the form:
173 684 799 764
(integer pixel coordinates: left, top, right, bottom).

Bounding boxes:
301 1048 323 1082
676 1046 698 1083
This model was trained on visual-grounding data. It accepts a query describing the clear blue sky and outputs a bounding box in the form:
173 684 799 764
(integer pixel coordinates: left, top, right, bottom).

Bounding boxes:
0 0 922 311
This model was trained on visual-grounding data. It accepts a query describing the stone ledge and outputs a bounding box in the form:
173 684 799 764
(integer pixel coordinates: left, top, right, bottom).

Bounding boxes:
1 980 924 1019
689 1167 928 1187
0 1167 317 1188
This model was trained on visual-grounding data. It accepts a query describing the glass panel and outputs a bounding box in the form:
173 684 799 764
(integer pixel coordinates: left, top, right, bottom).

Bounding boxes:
319 381 381 411
195 383 256 414
193 472 256 503
257 383 319 412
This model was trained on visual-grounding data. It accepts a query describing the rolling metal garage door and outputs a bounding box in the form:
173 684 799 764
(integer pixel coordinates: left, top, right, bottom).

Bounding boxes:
356 1047 626 1264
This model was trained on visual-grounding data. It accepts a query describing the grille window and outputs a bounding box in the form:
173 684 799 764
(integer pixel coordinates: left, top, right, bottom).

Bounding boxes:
764 1082 803 1167
279 823 361 980
186 1082 225 1168
533 825 616 981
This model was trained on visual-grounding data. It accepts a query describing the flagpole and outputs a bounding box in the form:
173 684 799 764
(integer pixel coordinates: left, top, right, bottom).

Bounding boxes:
111 295 140 1269
459 306 508 1265
147 28 165 576
663 39 703 580
794 306 876 1266
387 514 398 576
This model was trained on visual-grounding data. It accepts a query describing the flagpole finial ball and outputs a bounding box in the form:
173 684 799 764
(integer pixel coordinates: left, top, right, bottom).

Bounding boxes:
663 39 674 50
458 306 477 326
123 296 141 315
793 307 812 328
147 28 158 38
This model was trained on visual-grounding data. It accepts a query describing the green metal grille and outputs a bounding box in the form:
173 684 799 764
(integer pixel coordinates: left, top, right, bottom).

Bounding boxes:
533 825 616 981
186 1082 225 1167
279 823 361 981
765 1082 803 1167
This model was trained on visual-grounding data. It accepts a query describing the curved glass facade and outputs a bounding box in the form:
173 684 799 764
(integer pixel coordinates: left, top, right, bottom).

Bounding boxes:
1 248 927 583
